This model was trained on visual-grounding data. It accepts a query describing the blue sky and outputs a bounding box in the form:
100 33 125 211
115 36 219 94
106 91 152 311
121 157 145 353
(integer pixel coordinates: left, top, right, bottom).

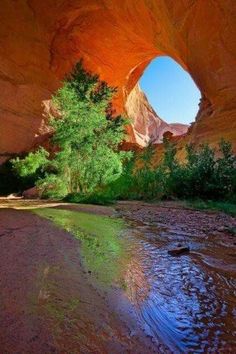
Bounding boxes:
140 56 201 125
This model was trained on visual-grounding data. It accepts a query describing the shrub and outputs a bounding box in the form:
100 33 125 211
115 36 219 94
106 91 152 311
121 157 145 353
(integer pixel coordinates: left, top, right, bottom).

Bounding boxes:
175 140 236 200
107 139 236 202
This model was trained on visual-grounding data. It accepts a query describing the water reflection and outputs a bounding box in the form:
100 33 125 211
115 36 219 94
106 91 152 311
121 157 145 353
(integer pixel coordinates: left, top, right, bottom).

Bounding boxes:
124 227 236 352
34 208 128 286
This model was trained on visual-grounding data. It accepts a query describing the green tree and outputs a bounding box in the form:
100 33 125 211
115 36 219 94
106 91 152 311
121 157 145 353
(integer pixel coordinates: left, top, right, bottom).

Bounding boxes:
12 61 129 198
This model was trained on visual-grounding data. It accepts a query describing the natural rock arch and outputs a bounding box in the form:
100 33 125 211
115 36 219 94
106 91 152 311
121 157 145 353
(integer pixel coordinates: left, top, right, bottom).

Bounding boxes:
0 0 235 162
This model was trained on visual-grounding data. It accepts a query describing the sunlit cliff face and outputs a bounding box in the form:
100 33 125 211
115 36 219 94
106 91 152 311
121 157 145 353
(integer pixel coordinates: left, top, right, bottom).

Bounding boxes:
0 0 235 163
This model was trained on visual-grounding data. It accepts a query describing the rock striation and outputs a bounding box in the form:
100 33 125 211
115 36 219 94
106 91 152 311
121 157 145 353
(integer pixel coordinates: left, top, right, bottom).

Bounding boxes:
0 0 235 161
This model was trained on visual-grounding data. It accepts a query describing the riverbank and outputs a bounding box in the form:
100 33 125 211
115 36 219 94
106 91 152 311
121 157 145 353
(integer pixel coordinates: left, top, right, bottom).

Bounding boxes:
116 200 236 251
0 206 158 353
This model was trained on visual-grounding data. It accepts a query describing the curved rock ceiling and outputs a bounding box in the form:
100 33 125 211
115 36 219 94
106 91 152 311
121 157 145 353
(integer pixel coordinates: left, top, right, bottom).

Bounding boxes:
0 0 236 162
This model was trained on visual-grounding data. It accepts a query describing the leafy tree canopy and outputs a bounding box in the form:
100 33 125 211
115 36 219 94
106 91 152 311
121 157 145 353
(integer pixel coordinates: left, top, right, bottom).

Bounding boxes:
11 61 131 198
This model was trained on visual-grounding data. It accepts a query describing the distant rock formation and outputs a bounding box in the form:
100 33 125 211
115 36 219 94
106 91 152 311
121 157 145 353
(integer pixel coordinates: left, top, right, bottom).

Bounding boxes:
125 84 189 146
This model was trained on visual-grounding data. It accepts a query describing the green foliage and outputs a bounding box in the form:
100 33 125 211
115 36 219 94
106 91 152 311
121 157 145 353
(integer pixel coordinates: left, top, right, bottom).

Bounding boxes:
46 61 129 197
11 61 129 198
214 140 236 198
140 143 155 169
64 192 115 205
186 200 236 216
37 173 68 199
11 147 49 177
104 139 236 202
6 148 49 195
171 139 236 200
97 147 163 201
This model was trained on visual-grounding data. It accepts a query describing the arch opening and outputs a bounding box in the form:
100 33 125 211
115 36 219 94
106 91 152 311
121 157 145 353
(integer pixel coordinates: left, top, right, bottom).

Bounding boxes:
140 56 201 128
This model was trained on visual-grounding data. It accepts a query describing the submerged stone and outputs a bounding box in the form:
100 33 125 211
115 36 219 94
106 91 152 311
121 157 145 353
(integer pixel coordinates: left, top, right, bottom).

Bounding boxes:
168 246 190 256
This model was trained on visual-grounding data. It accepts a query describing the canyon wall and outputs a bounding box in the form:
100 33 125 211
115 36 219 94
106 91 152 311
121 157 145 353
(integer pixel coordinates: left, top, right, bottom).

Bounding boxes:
0 0 235 163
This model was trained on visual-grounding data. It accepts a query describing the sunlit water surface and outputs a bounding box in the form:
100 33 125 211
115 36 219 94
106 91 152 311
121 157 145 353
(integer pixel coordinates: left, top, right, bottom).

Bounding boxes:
34 208 236 353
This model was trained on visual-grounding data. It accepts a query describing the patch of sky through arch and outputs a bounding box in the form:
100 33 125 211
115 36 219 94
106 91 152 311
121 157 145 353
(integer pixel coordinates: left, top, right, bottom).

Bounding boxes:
140 56 201 125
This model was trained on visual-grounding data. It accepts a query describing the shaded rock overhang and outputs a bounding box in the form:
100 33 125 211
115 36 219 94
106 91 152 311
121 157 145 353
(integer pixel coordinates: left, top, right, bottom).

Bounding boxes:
0 0 236 163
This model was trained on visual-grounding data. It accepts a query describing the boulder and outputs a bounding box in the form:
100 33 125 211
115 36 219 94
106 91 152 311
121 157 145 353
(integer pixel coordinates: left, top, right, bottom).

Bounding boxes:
168 246 190 256
22 187 41 200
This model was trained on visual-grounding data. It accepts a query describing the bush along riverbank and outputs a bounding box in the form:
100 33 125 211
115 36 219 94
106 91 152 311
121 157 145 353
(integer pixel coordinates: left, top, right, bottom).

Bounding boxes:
65 138 236 213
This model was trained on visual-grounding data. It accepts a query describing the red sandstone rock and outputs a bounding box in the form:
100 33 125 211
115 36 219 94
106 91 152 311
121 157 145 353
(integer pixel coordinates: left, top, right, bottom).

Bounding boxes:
163 131 174 141
22 187 41 199
0 0 235 159
126 84 188 146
